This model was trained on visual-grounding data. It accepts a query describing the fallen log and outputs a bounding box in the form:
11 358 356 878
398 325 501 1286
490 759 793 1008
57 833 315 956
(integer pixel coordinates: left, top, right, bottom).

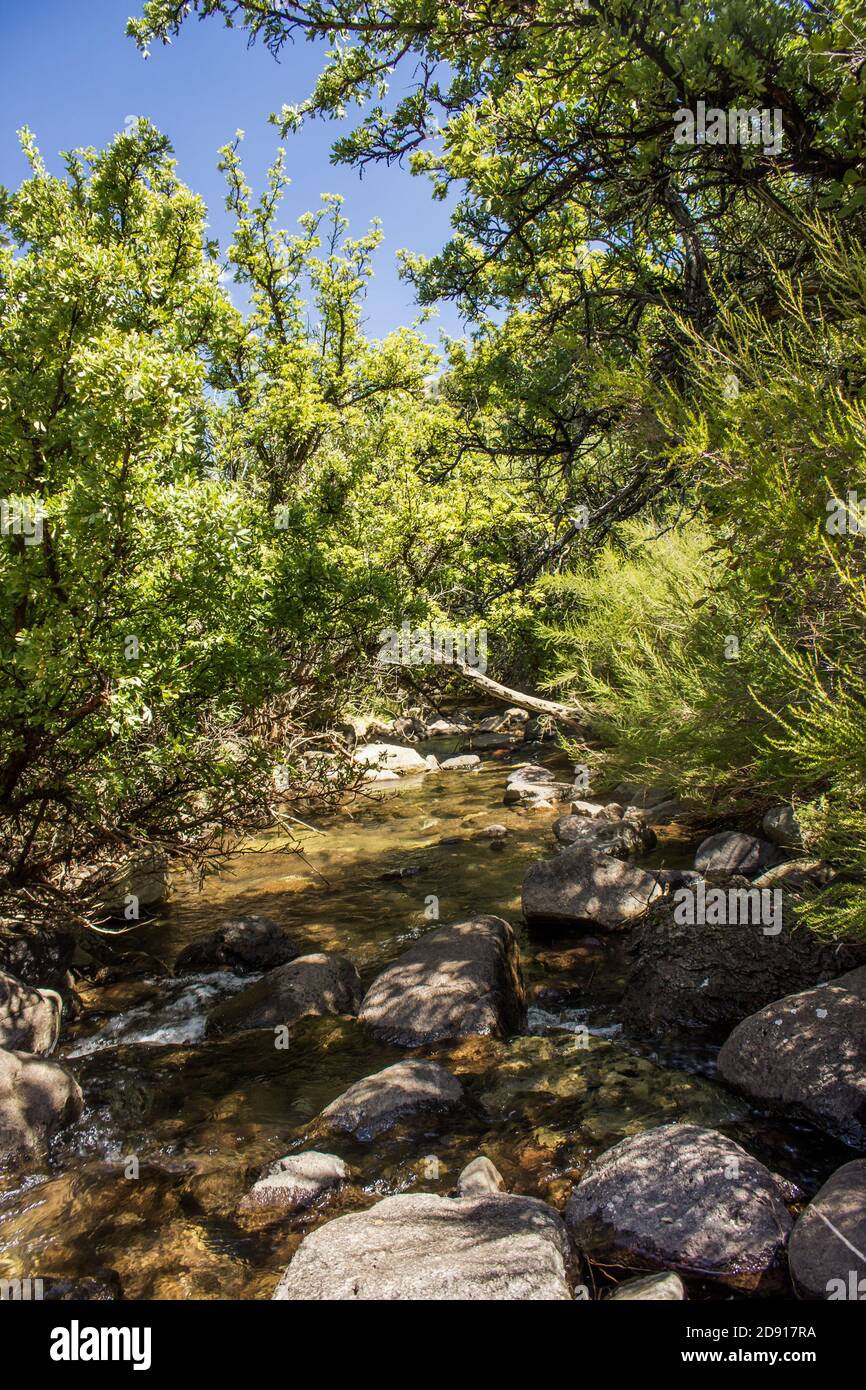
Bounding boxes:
453 661 588 732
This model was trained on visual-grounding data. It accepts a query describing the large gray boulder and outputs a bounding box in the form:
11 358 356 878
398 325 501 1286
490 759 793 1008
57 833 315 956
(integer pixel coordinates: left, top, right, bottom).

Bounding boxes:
318 1060 464 1141
788 1161 866 1300
272 1191 572 1300
566 1123 796 1290
694 831 781 877
504 765 573 808
358 915 525 1046
353 742 430 774
239 1151 351 1215
717 966 866 1148
440 754 481 771
623 891 866 1037
0 971 62 1054
175 915 298 974
0 1048 84 1166
205 952 362 1037
552 815 654 857
522 846 661 930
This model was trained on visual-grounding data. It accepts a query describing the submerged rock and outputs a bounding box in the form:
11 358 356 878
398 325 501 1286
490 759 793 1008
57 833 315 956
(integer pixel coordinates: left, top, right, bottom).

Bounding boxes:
239 1151 351 1215
694 831 781 877
623 891 865 1037
272 1191 572 1300
717 966 866 1148
480 824 508 839
522 845 661 929
566 1123 796 1290
175 916 298 975
205 953 362 1038
318 1060 464 1141
0 971 62 1054
0 1047 83 1166
477 1032 742 1139
788 1161 866 1300
359 915 526 1046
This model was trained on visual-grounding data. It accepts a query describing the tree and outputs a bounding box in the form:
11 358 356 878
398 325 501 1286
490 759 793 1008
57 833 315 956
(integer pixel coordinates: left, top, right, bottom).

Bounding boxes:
129 1 866 539
0 123 346 938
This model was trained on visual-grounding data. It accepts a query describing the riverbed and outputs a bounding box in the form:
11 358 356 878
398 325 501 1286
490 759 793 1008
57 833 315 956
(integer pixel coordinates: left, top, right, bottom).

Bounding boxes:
0 738 848 1299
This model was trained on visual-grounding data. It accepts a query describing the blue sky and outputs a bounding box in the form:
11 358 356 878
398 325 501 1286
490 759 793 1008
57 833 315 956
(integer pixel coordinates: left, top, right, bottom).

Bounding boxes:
0 0 463 342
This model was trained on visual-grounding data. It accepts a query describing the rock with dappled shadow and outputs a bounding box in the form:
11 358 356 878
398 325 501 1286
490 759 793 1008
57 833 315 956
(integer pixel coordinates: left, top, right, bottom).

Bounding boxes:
317 1059 464 1141
788 1160 866 1300
522 845 661 930
0 970 62 1054
238 1151 352 1215
175 915 298 975
717 966 866 1149
272 1191 572 1300
205 952 362 1038
0 1047 83 1166
694 831 782 877
358 914 526 1046
565 1123 797 1290
623 890 866 1037
552 815 654 856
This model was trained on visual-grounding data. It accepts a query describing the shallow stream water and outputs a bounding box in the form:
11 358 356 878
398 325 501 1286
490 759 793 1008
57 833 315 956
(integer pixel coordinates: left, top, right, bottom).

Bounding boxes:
0 738 849 1299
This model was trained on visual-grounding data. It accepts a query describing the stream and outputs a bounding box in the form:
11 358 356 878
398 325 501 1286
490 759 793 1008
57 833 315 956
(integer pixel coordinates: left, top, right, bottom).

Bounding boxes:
0 735 849 1300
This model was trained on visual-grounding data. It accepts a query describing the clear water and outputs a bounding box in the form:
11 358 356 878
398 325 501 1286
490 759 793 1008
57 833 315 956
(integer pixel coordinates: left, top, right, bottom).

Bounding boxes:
0 740 848 1299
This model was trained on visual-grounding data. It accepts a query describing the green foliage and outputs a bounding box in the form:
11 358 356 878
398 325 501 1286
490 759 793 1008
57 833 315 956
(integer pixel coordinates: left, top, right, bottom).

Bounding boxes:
546 215 866 937
6 3 866 949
